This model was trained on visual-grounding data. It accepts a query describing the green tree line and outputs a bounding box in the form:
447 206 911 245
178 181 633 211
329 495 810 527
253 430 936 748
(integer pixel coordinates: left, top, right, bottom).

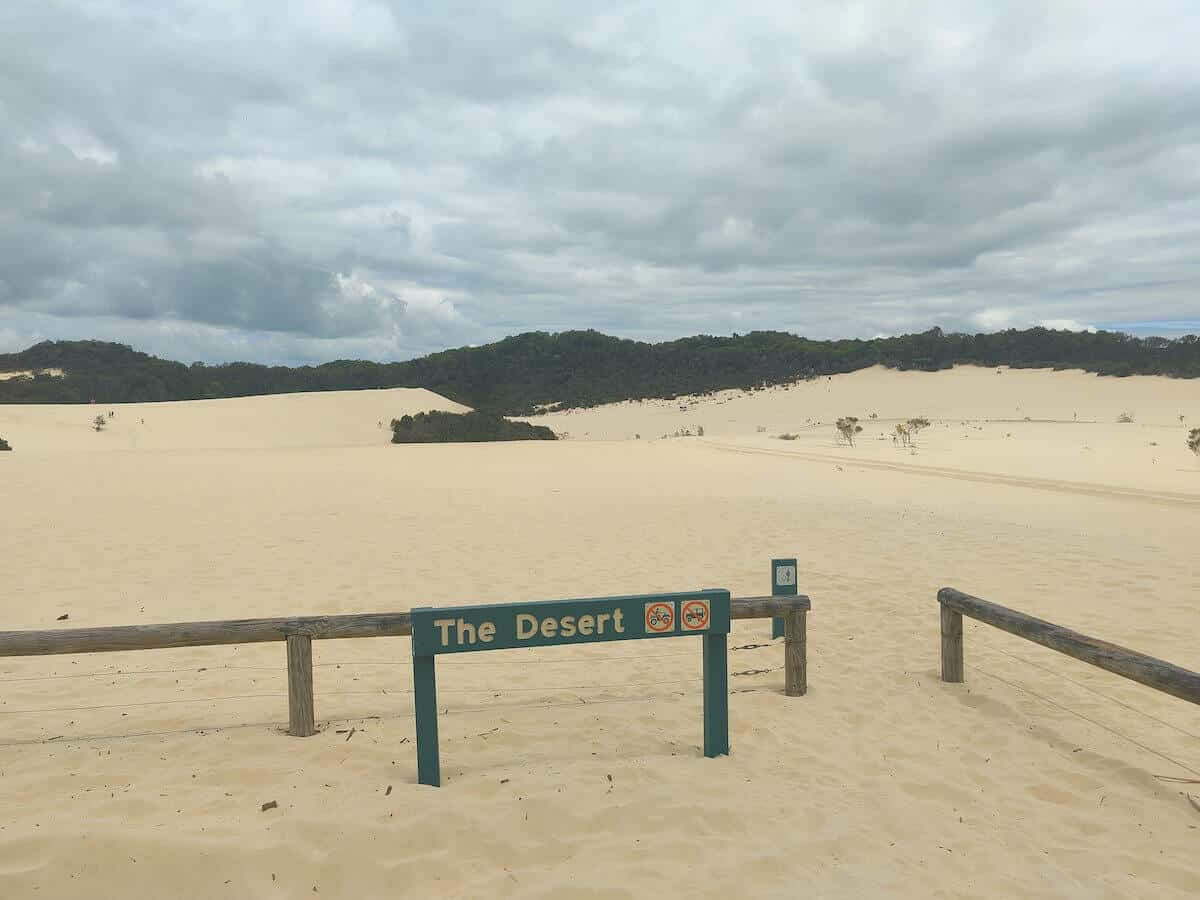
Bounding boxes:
2 327 1197 415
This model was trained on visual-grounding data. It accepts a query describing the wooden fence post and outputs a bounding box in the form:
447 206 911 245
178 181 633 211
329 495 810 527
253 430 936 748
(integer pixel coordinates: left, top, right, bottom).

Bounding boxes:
938 587 1200 704
784 608 807 696
940 605 964 683
287 634 316 736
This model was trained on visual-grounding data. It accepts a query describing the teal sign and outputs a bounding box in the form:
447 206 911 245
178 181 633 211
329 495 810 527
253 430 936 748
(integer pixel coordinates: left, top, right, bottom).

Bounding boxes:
771 558 797 639
411 589 731 786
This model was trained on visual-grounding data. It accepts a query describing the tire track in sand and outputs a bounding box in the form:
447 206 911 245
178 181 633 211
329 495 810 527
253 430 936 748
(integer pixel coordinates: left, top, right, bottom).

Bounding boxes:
698 439 1200 509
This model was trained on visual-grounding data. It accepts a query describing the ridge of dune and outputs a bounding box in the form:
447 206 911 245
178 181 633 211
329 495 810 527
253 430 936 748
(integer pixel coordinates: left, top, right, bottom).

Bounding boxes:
529 364 1198 434
526 365 1200 499
0 386 470 452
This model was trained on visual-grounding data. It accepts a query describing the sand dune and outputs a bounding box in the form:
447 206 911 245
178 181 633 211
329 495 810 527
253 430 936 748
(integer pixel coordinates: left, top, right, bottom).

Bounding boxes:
1 366 1198 898
531 365 1200 498
531 364 1198 435
0 387 468 453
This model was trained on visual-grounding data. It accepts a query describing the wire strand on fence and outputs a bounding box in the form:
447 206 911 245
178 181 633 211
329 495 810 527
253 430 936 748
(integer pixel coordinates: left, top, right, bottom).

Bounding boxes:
970 663 1200 779
0 646 759 685
0 675 732 717
0 686 780 750
977 637 1200 742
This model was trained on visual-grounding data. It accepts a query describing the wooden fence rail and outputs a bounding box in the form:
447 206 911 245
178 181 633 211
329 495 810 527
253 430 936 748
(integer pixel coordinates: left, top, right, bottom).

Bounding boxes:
0 595 810 737
938 587 1200 705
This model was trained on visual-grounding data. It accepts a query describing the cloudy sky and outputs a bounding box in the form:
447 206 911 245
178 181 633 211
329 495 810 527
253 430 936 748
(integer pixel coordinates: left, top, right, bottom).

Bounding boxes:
2 1 1199 364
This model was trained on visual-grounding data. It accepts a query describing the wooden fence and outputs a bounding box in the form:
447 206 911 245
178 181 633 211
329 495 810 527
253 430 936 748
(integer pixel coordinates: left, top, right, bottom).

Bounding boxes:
938 587 1200 705
0 595 810 737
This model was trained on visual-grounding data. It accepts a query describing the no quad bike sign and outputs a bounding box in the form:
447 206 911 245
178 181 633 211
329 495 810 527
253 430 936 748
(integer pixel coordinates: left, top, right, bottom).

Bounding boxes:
410 589 732 786
644 601 675 633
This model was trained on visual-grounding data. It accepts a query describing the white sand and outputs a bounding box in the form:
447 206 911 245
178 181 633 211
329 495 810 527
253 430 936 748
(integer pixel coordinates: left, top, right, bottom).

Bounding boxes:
1 368 1198 898
0 368 64 382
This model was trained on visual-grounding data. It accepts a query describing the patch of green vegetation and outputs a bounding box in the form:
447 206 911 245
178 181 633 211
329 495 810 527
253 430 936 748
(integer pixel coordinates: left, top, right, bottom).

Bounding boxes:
389 411 557 444
0 437 11 451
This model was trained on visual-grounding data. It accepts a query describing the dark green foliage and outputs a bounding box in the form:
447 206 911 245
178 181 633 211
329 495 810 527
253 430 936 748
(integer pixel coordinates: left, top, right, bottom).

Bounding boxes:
0 437 11 451
390 411 557 443
2 326 1199 414
1188 428 1200 455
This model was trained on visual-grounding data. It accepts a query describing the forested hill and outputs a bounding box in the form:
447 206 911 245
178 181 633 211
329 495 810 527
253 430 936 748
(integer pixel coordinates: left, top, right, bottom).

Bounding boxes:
1 327 1197 414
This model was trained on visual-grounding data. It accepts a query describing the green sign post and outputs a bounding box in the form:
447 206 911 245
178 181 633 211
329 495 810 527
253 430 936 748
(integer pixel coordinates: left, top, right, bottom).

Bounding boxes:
410 588 732 787
771 558 797 639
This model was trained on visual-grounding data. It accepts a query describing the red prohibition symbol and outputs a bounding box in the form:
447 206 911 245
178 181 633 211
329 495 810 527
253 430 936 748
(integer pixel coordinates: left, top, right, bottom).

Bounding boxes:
680 600 711 631
644 602 675 633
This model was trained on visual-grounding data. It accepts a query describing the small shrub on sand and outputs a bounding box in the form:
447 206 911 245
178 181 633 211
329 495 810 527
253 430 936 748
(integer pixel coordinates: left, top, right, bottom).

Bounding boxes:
893 417 930 448
92 415 106 432
1116 411 1135 424
697 425 704 437
836 416 863 447
1188 428 1200 456
776 433 800 441
0 437 11 451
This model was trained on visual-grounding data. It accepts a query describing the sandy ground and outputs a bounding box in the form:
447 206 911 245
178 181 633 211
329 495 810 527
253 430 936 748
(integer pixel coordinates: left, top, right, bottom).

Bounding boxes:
1 367 1198 898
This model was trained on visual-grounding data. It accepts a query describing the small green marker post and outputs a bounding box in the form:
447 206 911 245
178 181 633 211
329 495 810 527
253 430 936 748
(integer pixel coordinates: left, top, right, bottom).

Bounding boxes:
771 558 797 639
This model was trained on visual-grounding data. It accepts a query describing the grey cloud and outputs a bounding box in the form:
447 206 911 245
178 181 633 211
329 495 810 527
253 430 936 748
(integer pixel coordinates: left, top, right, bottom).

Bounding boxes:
2 1 1199 363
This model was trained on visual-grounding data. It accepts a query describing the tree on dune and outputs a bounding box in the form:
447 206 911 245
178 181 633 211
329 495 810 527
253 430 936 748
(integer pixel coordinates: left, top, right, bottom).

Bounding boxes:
895 417 930 448
906 417 931 437
92 415 106 432
0 437 11 451
836 416 863 447
1188 427 1200 456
